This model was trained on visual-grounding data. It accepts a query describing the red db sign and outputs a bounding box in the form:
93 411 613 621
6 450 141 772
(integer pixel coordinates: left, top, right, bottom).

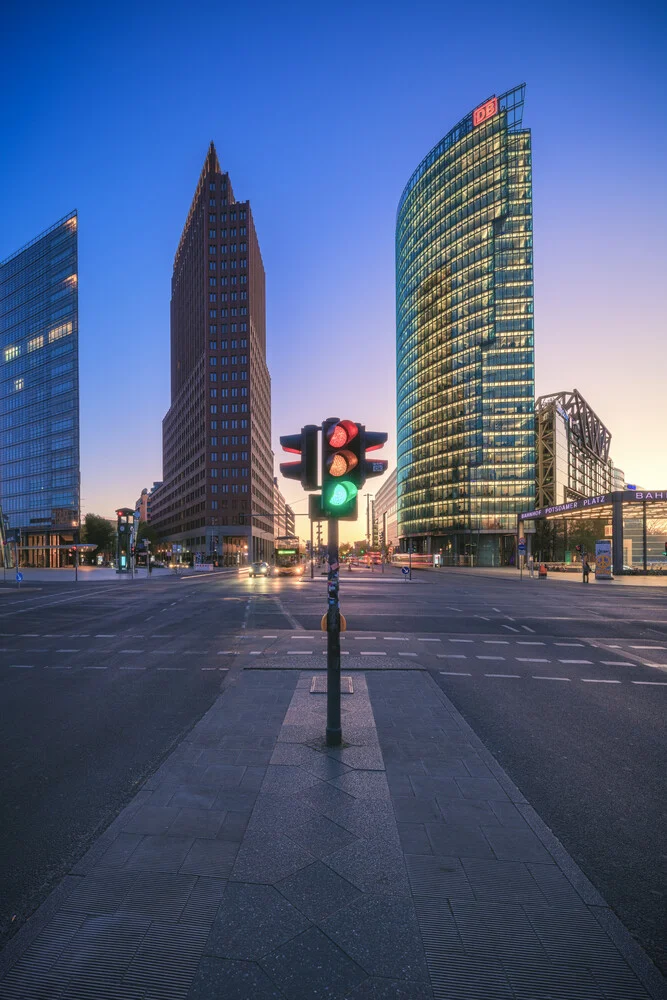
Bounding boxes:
473 97 498 127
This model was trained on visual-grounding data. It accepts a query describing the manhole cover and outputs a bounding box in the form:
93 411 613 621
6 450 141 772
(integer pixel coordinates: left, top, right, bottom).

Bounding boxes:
310 675 354 694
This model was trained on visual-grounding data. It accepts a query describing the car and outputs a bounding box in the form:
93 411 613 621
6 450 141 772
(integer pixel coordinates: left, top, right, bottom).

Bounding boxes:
248 561 270 577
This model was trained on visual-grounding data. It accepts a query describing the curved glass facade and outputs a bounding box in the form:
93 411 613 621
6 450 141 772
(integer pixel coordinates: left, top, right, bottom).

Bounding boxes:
0 214 80 560
396 85 535 566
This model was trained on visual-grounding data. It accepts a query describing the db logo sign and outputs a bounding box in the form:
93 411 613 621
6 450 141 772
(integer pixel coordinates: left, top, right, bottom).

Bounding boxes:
472 97 498 127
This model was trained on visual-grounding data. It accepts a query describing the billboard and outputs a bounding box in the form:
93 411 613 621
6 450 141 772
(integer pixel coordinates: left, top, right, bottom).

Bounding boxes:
595 539 612 580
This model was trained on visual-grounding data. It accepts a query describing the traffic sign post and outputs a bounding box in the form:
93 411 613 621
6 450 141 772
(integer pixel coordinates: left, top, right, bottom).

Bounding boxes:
518 538 526 581
279 417 388 747
15 571 23 588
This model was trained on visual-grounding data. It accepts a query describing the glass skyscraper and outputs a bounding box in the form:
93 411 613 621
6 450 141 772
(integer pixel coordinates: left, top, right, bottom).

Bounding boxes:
0 213 80 565
396 84 535 567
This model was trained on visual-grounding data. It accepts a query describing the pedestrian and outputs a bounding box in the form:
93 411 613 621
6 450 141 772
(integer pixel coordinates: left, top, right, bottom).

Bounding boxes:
583 557 591 583
528 556 534 578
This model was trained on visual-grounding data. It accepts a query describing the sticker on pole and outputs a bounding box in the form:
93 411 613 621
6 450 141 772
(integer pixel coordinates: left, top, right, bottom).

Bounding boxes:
401 567 409 576
16 572 23 582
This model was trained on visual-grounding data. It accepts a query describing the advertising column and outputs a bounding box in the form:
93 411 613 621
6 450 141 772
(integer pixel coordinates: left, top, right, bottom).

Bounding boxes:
595 538 612 580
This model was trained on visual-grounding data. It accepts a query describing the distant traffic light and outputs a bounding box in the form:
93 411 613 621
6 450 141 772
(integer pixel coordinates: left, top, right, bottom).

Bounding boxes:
279 425 318 491
321 418 360 519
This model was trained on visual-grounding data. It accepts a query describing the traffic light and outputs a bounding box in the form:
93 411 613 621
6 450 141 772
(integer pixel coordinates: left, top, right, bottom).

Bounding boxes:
280 425 318 490
321 418 360 519
361 428 388 481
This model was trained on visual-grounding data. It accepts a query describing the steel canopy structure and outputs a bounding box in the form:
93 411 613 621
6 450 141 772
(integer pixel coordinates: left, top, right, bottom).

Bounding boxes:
518 490 667 575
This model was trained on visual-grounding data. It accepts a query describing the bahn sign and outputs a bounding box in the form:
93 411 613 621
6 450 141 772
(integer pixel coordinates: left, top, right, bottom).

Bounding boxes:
519 494 611 521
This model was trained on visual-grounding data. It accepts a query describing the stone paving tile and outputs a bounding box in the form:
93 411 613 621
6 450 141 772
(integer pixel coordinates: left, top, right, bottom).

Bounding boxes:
392 795 441 824
276 861 362 922
396 822 432 855
409 775 463 800
425 823 495 859
482 823 554 863
247 793 320 836
187 956 287 999
436 797 501 827
461 857 550 906
122 920 208 998
180 877 227 926
321 893 429 981
96 832 144 869
261 926 367 1000
231 830 316 883
53 913 151 981
454 775 511 801
344 978 434 999
62 869 136 915
329 770 391 800
328 798 401 844
116 871 197 922
260 764 323 794
450 900 550 960
168 786 219 810
123 834 195 873
325 836 410 896
204 882 310 962
216 811 250 844
169 807 226 839
212 787 259 813
121 804 181 835
289 813 359 860
180 838 239 877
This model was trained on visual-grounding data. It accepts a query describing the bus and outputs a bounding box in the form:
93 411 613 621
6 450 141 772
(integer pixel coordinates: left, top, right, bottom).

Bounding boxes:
274 536 304 576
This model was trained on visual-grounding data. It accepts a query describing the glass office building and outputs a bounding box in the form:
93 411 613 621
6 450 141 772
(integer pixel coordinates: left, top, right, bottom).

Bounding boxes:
0 213 80 565
396 85 535 566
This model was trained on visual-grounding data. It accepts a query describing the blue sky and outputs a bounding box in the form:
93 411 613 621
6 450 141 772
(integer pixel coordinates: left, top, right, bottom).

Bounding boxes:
2 0 666 535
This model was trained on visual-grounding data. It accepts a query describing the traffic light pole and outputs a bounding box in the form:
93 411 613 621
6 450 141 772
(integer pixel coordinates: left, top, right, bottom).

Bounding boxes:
326 517 342 747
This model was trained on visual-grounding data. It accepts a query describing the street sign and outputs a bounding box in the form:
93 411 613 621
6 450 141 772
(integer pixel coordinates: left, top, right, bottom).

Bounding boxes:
518 540 526 555
15 572 23 582
401 566 409 576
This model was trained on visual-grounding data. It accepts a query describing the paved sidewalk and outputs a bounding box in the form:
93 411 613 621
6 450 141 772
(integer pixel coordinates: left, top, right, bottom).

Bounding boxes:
1 665 665 998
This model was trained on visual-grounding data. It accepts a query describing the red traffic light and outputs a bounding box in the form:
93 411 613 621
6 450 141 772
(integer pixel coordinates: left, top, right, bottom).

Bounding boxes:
327 420 358 449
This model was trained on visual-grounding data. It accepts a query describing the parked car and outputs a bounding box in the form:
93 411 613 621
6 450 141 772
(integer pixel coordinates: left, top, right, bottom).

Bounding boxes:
248 561 270 578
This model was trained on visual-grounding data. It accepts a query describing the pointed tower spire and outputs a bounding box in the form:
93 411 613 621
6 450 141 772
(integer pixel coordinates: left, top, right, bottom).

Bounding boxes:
207 141 221 175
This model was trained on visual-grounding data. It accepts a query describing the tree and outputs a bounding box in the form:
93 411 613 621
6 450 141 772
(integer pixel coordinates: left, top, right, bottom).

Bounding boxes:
136 522 159 547
82 514 116 563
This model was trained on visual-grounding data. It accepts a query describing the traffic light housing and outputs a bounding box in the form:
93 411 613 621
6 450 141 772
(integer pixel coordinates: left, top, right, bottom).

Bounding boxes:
361 428 388 481
280 425 318 491
321 418 360 519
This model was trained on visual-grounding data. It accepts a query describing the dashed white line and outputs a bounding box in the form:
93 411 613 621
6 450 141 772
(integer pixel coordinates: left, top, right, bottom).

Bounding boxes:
559 659 591 665
418 638 440 643
492 608 502 613
555 643 584 647
533 676 571 682
484 640 509 645
385 637 408 641
502 625 520 633
399 652 417 657
287 650 313 655
20 634 39 637
290 636 312 640
360 651 387 656
249 651 262 656
582 679 620 684
631 680 667 686
353 636 376 640
56 649 78 653
476 655 505 661
630 645 666 650
95 634 115 638
84 665 108 670
157 666 186 671
485 673 520 678
450 639 472 643
10 664 34 669
517 641 545 646
517 658 549 663
601 661 635 666
437 654 466 659
440 671 471 676
521 625 535 633
263 635 277 639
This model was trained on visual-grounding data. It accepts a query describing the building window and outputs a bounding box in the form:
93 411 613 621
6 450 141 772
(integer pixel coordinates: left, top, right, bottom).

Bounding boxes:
209 356 217 365
211 485 218 493
241 387 248 396
211 501 218 509
209 310 217 318
209 340 217 350
211 469 217 477
28 336 44 352
49 321 73 343
209 277 216 286
4 345 20 361
209 262 216 270
240 338 247 348
210 389 217 398
209 214 216 222
209 230 216 239
209 245 216 254
211 437 217 446
211 453 218 462
209 293 217 302
209 199 216 206
210 405 217 413
14 377 24 391
209 325 217 334
209 373 217 382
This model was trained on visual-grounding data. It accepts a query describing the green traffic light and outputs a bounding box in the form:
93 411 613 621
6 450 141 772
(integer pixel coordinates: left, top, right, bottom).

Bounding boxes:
322 479 358 518
329 481 357 506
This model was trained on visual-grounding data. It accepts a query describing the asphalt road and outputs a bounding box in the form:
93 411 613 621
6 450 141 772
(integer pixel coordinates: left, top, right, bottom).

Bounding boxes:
0 566 665 976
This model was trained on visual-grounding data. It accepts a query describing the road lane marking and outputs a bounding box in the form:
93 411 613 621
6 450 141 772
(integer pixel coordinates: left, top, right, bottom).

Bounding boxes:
484 640 509 644
353 636 376 640
399 652 417 657
84 665 108 670
447 607 462 612
287 650 313 655
120 650 142 654
517 658 549 663
475 615 490 621
20 634 39 637
10 664 34 669
250 651 262 655
582 679 620 684
555 643 584 647
631 680 667 686
217 651 237 655
533 676 571 682
521 626 535 633
360 651 386 656
290 636 312 640
418 638 440 642
440 671 471 676
518 641 545 645
450 639 472 643
502 625 520 633
492 608 502 613
263 635 277 638
485 673 520 678
385 637 408 641
559 659 591 664
95 634 115 638
630 645 666 650
601 661 635 666
56 649 78 653
438 654 466 659
476 655 505 661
